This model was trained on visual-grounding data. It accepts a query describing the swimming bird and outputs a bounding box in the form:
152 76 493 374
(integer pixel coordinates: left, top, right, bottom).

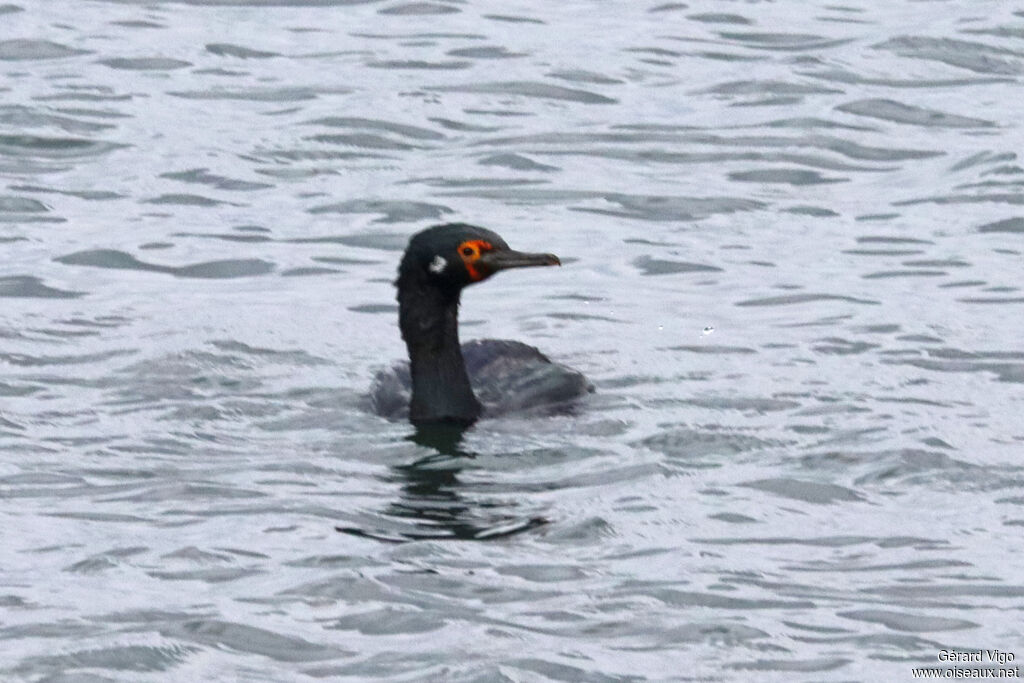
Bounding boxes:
371 223 591 426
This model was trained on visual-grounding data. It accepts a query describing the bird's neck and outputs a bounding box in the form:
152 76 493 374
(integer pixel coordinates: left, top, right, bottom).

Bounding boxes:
397 272 482 425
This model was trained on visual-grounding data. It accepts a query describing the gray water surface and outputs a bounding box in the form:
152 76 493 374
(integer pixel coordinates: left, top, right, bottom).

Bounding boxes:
2 1 1023 680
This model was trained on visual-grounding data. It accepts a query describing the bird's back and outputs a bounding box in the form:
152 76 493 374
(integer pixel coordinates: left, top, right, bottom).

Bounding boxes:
370 339 592 420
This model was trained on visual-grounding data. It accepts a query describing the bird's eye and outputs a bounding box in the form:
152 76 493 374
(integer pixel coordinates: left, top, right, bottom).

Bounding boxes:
462 246 475 257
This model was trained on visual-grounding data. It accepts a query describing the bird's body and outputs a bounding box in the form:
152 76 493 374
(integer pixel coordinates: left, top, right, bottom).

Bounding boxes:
371 339 591 421
371 223 591 426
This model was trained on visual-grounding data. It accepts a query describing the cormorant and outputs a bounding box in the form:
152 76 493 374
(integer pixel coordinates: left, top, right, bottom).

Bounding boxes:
370 223 591 426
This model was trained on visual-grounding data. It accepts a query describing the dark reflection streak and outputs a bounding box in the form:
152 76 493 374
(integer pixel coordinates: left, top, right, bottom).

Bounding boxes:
336 425 547 542
406 423 475 458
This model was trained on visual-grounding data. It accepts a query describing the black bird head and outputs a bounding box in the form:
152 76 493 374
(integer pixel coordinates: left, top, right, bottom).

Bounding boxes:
398 223 560 295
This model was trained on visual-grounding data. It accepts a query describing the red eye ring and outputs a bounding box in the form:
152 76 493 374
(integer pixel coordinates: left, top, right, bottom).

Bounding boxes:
462 246 474 256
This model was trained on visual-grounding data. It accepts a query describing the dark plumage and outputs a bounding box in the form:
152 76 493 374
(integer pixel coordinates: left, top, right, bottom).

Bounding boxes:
370 223 591 425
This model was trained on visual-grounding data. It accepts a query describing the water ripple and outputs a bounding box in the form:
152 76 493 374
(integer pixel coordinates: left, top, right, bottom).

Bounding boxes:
55 249 275 278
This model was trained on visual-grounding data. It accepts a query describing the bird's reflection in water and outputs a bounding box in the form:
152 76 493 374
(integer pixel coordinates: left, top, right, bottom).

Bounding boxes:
406 422 475 458
337 424 547 542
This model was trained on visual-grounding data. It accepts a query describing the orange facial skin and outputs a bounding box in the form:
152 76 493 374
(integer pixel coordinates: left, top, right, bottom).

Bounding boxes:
457 239 493 281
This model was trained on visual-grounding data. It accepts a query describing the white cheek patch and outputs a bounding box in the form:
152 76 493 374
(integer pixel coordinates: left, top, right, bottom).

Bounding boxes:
428 255 447 274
